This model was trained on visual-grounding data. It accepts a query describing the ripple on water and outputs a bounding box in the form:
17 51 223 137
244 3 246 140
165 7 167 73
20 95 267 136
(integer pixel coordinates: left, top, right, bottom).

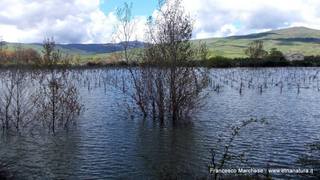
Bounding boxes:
0 68 320 179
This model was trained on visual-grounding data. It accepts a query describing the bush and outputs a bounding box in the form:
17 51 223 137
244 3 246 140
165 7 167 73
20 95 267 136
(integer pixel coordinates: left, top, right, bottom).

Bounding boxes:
86 61 103 67
201 56 292 68
204 56 236 67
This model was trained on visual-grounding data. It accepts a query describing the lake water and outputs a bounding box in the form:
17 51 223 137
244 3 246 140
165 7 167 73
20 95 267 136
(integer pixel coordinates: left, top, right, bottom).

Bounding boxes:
0 67 319 179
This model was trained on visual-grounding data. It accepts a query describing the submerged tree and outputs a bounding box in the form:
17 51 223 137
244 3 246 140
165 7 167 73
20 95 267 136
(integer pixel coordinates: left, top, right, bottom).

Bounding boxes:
42 37 63 66
113 2 151 118
298 141 320 178
0 72 15 131
209 118 269 179
245 40 268 59
114 0 209 126
34 72 82 134
0 69 38 133
0 36 4 51
32 38 82 134
145 0 209 125
113 2 137 63
0 36 6 62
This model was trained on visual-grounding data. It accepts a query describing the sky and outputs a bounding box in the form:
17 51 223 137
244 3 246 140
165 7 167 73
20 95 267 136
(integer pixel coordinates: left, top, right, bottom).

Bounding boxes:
100 0 158 17
0 0 320 43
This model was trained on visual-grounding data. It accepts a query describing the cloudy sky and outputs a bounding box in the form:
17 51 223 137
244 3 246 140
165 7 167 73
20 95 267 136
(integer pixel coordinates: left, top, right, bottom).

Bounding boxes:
0 0 320 43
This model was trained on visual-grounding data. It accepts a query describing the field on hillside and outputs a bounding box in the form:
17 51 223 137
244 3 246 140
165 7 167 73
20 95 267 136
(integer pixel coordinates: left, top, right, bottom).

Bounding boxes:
3 27 320 61
199 27 320 58
199 38 320 58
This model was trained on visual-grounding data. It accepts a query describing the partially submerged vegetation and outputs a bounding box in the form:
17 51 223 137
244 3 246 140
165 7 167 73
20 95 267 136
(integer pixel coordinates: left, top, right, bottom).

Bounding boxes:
0 0 318 132
111 0 209 125
298 141 320 178
0 1 319 179
0 38 82 135
0 69 82 134
200 55 320 68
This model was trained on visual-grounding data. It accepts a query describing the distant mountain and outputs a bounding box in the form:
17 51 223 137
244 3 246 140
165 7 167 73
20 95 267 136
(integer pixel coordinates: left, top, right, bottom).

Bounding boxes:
199 26 320 58
5 41 145 55
58 41 145 54
3 27 320 58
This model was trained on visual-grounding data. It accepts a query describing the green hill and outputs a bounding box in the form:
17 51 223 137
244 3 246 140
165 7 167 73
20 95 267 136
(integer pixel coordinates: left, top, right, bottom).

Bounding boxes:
198 26 320 58
3 27 320 59
5 41 144 56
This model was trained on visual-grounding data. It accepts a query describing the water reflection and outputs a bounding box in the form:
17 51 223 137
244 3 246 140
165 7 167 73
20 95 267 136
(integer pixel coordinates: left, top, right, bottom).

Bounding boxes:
135 123 201 178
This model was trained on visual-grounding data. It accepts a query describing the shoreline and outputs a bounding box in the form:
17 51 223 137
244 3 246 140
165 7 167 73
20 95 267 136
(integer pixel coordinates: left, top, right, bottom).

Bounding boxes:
1 59 320 69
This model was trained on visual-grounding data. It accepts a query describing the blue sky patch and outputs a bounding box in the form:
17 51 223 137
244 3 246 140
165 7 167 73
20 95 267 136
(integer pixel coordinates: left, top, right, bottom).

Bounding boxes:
100 0 158 16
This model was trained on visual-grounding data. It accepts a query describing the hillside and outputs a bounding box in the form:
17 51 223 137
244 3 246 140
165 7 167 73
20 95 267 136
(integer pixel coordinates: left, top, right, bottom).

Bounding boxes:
5 41 145 55
3 27 320 59
200 26 320 58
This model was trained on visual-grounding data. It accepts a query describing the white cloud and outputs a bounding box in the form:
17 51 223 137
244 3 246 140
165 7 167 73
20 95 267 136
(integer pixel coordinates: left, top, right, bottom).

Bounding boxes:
0 0 120 43
179 0 320 39
1 0 320 43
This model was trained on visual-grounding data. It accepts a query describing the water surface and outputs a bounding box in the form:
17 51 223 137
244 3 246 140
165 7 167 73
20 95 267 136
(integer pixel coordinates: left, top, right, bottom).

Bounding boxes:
0 67 319 179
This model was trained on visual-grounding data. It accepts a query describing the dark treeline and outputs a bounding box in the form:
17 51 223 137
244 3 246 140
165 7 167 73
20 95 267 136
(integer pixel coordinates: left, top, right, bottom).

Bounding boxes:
2 55 320 69
200 55 320 68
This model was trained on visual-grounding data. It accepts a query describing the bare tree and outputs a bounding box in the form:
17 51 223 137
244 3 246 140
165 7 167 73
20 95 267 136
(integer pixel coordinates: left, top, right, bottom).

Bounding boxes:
113 2 137 63
0 70 37 133
113 0 209 126
113 3 151 118
198 41 209 61
245 40 268 59
144 0 208 125
0 72 15 131
11 70 37 132
209 118 268 179
0 36 5 52
34 71 82 134
42 37 57 65
0 69 82 134
0 36 6 62
20 39 82 134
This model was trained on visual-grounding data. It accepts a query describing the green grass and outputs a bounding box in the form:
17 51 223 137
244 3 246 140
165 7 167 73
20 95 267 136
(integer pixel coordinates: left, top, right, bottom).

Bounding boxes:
3 26 320 61
194 26 320 58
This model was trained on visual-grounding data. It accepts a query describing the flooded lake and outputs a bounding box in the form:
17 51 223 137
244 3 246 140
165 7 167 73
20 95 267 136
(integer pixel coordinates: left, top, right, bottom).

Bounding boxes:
0 67 319 179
